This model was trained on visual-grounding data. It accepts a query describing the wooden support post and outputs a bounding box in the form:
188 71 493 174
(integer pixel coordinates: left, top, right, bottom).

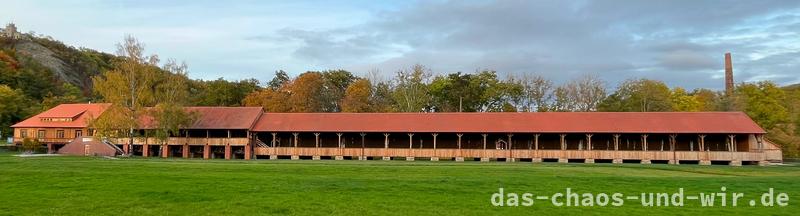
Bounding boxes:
586 134 593 151
143 144 149 157
641 134 650 164
314 133 320 148
558 134 567 163
203 144 210 160
728 134 739 166
641 134 649 152
699 134 706 152
406 133 415 161
224 143 231 160
481 133 488 162
669 134 677 164
431 133 439 161
271 133 277 147
123 143 130 155
383 133 390 160
507 133 514 162
244 143 251 160
532 134 541 163
456 133 464 161
292 133 299 160
182 143 189 158
336 133 344 160
360 133 366 160
612 134 621 164
407 133 414 149
585 134 594 164
756 134 764 152
47 143 53 154
162 145 169 158
337 133 344 148
699 134 709 165
313 133 321 160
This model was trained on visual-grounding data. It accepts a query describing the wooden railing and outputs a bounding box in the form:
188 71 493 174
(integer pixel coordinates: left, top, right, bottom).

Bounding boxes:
111 137 249 146
13 137 75 144
253 147 777 161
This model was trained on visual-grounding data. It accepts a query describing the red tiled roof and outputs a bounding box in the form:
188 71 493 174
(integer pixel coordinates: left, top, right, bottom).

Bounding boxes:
140 107 263 130
11 103 111 128
251 112 766 134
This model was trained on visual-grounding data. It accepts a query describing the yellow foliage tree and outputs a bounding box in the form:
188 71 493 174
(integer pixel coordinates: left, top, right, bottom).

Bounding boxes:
341 79 373 112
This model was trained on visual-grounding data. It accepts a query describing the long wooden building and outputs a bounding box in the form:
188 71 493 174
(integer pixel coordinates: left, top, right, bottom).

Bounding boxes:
12 103 783 165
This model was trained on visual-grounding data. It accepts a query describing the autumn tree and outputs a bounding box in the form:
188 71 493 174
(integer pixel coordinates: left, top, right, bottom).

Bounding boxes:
392 64 432 112
341 79 373 112
242 88 290 112
288 72 326 112
91 36 193 155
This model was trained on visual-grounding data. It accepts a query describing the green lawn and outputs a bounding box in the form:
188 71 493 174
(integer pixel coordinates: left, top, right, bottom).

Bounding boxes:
0 150 798 215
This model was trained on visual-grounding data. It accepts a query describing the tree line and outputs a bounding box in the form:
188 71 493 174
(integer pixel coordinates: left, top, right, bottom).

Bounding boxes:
1 36 798 157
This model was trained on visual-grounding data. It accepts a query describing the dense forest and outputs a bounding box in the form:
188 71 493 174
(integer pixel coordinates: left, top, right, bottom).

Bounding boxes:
0 29 798 157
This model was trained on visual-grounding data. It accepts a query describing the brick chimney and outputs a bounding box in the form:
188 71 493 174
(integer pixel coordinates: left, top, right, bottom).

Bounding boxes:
724 53 734 96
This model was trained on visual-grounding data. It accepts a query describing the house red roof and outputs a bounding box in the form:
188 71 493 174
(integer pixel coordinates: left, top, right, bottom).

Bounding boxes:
140 107 263 130
11 103 111 128
251 112 766 134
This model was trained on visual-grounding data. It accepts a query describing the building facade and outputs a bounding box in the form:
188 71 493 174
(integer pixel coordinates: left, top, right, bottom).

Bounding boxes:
12 103 783 165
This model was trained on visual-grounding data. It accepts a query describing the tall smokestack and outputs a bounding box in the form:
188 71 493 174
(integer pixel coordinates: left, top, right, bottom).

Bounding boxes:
724 53 734 96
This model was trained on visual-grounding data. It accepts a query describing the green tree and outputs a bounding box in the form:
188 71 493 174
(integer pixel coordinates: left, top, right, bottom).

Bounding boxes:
321 70 356 112
0 85 29 139
191 78 259 106
267 70 290 90
41 83 87 110
734 81 789 130
371 81 394 112
670 87 701 112
599 78 670 112
519 74 553 112
392 64 431 112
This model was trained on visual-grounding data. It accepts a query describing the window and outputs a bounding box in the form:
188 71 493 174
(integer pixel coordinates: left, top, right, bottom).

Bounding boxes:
56 130 65 138
20 129 27 138
37 130 45 138
88 129 94 136
75 130 82 138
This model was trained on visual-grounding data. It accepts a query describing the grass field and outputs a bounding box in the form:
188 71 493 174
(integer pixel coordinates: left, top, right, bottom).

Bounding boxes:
0 150 798 215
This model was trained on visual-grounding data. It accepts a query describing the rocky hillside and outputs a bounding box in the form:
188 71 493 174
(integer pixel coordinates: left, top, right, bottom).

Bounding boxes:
0 23 117 95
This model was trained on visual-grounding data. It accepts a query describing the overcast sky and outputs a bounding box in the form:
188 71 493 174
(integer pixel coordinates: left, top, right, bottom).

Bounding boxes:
2 0 799 89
